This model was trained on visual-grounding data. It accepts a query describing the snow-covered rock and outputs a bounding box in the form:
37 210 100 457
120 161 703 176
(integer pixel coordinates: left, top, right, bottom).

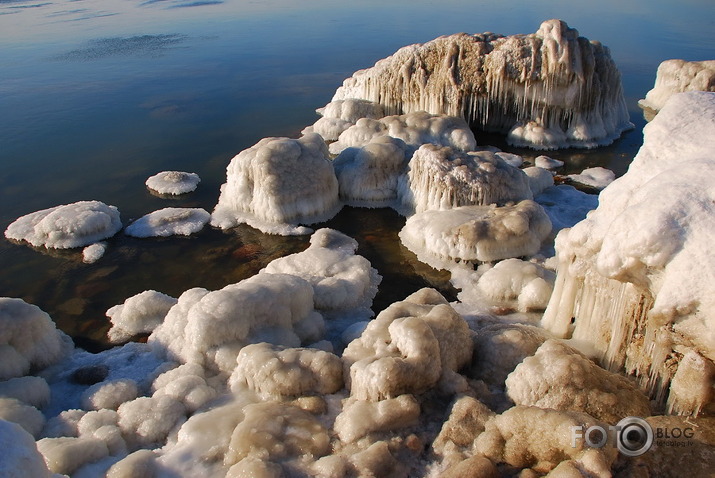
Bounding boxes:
639 59 715 113
567 166 615 190
145 171 200 195
303 99 386 141
106 290 177 344
124 208 210 238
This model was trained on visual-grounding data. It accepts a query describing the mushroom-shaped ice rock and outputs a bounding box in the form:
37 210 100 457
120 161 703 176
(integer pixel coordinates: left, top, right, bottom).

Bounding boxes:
5 200 121 249
148 273 324 373
0 298 73 381
399 200 552 269
106 290 178 344
332 20 632 150
333 135 409 207
211 133 340 235
639 59 715 114
303 99 386 141
342 288 473 401
145 171 200 195
124 207 210 238
397 144 532 216
329 111 476 155
506 339 651 424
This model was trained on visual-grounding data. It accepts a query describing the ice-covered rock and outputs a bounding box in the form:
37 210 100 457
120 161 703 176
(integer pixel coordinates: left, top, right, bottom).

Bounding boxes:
0 376 50 409
432 395 495 458
5 201 122 249
303 99 385 141
542 92 715 414
523 166 555 196
333 135 409 207
117 395 186 447
399 201 552 269
0 298 73 381
639 59 715 113
80 379 139 411
260 228 381 321
148 273 324 373
533 184 599 233
229 343 343 399
82 242 107 263
397 144 533 215
535 155 564 170
36 435 109 475
334 394 420 443
332 19 632 150
106 290 177 344
145 171 200 195
506 339 651 424
211 133 340 235
567 166 615 190
124 207 210 238
0 397 45 437
476 258 556 312
0 419 56 478
151 363 216 413
343 288 472 401
329 111 476 155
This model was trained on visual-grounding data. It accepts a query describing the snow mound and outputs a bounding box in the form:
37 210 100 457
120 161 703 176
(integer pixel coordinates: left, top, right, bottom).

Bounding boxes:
506 339 651 424
211 133 340 235
343 288 472 401
329 111 476 155
106 290 177 344
476 258 556 312
542 91 715 414
148 273 324 373
333 19 632 150
398 144 532 215
5 201 122 249
639 59 715 113
124 208 210 238
399 201 551 268
145 171 200 195
0 298 73 381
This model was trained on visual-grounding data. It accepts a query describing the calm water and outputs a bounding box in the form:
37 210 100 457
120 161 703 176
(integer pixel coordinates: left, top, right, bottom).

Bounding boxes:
1 0 714 348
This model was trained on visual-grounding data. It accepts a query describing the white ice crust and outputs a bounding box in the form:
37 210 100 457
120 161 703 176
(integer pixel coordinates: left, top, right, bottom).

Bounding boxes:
124 208 210 238
145 171 201 195
303 99 386 141
0 419 55 478
5 201 122 249
332 20 632 150
567 166 615 190
211 133 340 235
639 59 715 113
82 242 107 264
106 290 178 344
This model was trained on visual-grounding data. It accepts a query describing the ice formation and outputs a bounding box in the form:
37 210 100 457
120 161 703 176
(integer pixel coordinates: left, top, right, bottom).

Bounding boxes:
639 59 715 113
523 166 554 196
0 298 73 381
106 290 178 344
476 258 556 312
148 273 324 373
534 155 564 170
399 200 552 269
82 242 107 264
397 144 533 215
303 98 385 141
124 207 210 238
506 339 651 423
145 171 201 195
260 228 381 323
329 111 476 155
533 184 599 234
567 166 615 190
211 133 340 235
332 19 632 150
542 92 715 415
4 200 122 249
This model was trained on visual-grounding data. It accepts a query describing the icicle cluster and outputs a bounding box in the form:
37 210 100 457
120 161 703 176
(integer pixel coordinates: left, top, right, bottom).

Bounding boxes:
332 19 632 150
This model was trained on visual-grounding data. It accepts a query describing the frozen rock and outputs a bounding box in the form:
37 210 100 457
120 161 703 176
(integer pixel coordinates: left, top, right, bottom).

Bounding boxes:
432 396 495 457
41 409 85 438
303 99 386 141
399 201 552 269
229 342 343 399
105 449 156 478
474 406 617 473
329 111 476 155
397 144 532 216
226 457 283 478
80 379 139 411
82 242 107 263
542 92 715 413
106 290 178 344
0 298 73 380
117 395 186 447
476 258 556 312
333 135 408 207
495 152 523 168
145 171 200 195
211 133 340 235
334 394 420 443
5 200 122 249
0 419 55 478
343 288 472 400
567 166 615 190
535 155 564 170
333 20 632 150
36 436 109 475
124 207 210 238
639 59 715 113
506 339 651 424
151 363 216 413
149 273 324 373
0 376 50 409
667 349 715 416
524 166 555 196
349 441 403 477
0 397 45 437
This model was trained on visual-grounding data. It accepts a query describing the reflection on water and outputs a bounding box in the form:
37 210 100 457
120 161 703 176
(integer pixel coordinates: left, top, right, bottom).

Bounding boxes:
1 0 714 349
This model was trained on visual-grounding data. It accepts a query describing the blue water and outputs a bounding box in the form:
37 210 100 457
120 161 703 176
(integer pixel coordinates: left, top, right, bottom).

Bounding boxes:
1 0 714 346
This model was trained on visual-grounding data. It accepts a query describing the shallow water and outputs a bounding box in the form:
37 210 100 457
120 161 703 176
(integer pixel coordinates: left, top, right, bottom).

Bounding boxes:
1 0 714 348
